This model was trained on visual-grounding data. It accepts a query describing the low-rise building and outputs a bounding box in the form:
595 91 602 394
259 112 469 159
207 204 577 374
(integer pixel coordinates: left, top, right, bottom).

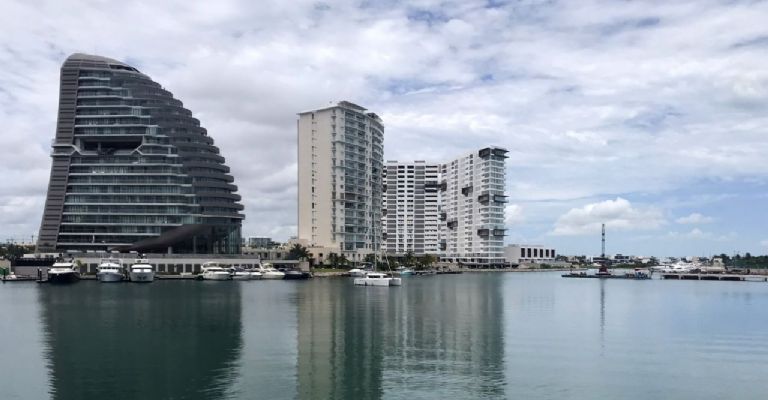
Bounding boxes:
505 244 556 265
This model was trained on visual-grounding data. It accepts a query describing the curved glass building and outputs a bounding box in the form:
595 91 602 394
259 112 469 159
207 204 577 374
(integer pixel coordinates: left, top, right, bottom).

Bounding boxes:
37 53 243 254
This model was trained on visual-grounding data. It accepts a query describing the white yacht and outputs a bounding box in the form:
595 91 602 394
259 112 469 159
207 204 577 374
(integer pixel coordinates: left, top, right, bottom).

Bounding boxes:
229 267 252 281
348 268 367 278
47 261 80 283
258 264 285 280
96 259 124 282
248 270 263 280
129 258 155 282
353 272 402 287
200 262 232 281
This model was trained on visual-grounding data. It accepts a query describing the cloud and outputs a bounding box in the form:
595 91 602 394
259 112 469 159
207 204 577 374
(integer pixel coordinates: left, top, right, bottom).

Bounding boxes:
1 0 768 252
505 204 524 226
675 212 714 224
667 228 735 242
761 239 768 248
552 197 665 236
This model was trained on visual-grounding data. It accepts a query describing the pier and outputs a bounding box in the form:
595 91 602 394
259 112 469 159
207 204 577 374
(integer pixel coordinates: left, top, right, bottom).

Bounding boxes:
660 273 767 282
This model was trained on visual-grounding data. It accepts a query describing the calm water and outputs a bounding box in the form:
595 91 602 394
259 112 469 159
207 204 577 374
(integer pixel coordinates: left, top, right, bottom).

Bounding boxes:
1 273 768 399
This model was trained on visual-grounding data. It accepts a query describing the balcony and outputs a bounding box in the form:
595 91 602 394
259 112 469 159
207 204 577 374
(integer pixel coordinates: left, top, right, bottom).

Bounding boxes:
479 147 509 159
461 185 473 196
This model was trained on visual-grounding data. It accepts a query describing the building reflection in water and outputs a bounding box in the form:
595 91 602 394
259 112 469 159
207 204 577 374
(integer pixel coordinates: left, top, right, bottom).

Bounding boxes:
38 282 242 400
296 275 506 399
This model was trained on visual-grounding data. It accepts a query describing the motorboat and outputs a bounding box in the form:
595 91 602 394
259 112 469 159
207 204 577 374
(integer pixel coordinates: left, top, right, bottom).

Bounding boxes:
258 264 285 280
200 262 232 281
284 269 311 280
129 258 155 282
248 270 263 280
348 268 367 278
654 262 697 273
396 267 414 276
47 261 80 283
229 267 252 281
353 272 402 286
96 258 124 282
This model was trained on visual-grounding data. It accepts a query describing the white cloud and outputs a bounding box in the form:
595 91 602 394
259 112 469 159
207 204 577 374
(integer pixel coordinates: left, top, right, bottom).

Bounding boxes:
551 197 665 236
675 212 714 224
760 239 768 248
667 229 735 241
505 204 524 226
1 0 768 250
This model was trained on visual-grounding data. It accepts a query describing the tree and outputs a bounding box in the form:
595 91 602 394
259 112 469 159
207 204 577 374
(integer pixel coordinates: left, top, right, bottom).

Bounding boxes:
288 244 310 261
364 253 376 264
338 254 349 267
404 251 415 267
0 244 35 259
417 254 437 270
326 252 339 268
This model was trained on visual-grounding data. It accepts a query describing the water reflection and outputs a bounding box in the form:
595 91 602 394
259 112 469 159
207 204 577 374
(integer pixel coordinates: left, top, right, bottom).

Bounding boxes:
296 275 506 399
38 281 242 400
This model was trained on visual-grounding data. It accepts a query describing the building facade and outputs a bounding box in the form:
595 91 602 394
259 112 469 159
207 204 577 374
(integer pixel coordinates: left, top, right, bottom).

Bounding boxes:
37 53 243 254
382 161 441 256
297 101 383 260
440 147 508 267
505 244 556 264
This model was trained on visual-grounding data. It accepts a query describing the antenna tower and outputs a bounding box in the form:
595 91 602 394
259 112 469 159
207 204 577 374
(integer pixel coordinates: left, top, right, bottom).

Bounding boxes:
601 223 606 258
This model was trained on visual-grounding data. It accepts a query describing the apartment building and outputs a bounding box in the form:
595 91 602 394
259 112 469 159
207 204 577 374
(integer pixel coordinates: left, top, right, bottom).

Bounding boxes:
297 101 384 261
440 147 508 267
382 161 441 256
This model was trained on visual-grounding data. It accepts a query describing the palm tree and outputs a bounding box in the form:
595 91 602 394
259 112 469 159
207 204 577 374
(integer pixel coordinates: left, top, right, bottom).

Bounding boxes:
326 252 339 268
338 254 349 267
364 253 376 264
288 244 310 261
404 251 415 267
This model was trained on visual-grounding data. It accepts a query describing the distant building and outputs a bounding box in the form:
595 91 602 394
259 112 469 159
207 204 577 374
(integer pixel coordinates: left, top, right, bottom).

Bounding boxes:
382 161 441 256
297 101 384 262
37 54 243 254
245 237 276 248
505 244 556 264
440 147 508 267
612 254 632 263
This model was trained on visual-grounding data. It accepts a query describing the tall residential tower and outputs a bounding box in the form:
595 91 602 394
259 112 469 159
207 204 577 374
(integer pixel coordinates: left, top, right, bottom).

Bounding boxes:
37 54 243 254
297 101 383 260
440 147 508 267
382 161 441 256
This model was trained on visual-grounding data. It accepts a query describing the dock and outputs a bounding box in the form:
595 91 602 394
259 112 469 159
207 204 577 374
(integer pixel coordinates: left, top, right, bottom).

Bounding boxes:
661 273 767 282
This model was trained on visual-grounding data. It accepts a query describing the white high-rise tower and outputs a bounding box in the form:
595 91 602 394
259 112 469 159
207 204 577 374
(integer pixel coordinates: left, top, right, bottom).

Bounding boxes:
297 101 384 261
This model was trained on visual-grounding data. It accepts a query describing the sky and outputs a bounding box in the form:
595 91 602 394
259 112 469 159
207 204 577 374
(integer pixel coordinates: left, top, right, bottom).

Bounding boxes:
1 0 767 257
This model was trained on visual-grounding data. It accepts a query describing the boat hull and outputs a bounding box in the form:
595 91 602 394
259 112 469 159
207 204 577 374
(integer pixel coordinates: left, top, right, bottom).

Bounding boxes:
97 272 123 282
284 271 311 280
202 273 231 281
47 271 80 284
249 272 263 280
561 273 650 280
232 273 251 281
354 277 397 286
129 271 155 282
262 272 285 280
